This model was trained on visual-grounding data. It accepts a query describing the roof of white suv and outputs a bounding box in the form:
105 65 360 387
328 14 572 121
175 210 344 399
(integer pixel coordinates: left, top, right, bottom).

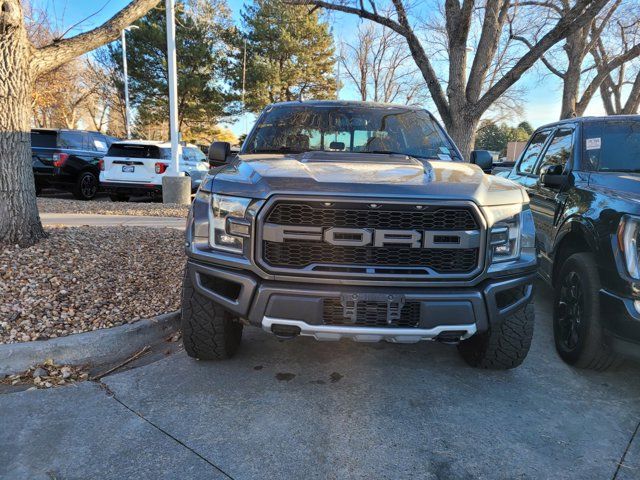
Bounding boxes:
110 140 199 148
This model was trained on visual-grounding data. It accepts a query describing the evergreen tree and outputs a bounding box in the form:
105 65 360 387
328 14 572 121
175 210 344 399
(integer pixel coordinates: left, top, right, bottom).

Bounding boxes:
107 1 235 142
237 0 336 112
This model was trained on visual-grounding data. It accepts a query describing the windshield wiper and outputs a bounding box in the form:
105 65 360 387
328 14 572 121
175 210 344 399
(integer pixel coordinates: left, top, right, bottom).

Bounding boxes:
251 147 303 154
367 150 437 160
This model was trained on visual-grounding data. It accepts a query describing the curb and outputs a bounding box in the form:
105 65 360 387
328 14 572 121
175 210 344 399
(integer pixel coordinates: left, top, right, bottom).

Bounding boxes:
0 312 180 376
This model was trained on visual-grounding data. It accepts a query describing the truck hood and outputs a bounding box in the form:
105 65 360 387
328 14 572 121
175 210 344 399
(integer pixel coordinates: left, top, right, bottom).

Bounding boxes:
204 152 527 206
588 172 640 209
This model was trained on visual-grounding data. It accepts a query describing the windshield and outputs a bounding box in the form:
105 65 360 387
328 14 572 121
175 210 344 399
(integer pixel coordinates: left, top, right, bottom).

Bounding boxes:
583 119 640 172
243 105 458 160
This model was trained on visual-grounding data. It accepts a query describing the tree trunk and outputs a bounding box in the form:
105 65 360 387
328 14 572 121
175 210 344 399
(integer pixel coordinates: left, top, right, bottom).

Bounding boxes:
560 31 587 119
0 3 46 246
445 115 479 162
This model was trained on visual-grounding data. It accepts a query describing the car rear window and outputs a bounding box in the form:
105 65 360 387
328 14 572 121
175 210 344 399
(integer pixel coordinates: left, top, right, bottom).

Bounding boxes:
107 144 165 159
583 119 640 172
31 130 57 148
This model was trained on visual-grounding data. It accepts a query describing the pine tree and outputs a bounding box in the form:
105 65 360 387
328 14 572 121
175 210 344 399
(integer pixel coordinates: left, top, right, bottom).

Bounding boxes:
107 1 235 141
237 0 336 112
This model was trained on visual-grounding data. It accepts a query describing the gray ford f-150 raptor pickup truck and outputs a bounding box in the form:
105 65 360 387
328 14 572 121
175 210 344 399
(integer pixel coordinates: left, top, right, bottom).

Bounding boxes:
181 101 537 369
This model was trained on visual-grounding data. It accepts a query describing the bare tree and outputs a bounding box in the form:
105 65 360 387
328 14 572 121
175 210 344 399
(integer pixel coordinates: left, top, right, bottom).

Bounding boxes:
340 22 426 104
595 13 640 115
516 0 640 119
286 0 609 159
0 0 159 246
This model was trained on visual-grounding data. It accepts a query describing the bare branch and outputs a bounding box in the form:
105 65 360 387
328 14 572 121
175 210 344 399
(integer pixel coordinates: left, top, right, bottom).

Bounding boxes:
475 0 610 115
31 0 160 78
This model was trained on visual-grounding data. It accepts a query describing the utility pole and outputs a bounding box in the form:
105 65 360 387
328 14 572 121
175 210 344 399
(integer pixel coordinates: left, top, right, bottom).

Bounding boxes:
166 0 180 174
121 26 138 139
242 38 248 135
242 38 247 109
162 0 190 204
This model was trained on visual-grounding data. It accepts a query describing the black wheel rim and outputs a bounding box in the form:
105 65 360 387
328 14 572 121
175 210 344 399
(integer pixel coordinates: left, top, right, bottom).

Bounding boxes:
81 174 97 198
557 271 584 351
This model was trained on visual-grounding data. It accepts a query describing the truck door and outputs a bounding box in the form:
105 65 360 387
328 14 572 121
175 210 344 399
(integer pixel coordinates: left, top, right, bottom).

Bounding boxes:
530 126 575 278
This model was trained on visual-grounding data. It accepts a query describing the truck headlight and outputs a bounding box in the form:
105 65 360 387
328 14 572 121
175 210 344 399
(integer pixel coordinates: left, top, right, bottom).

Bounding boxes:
485 204 535 263
617 215 640 280
210 194 252 253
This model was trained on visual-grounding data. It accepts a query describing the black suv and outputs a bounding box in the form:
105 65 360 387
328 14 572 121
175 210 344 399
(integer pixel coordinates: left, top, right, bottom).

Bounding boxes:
32 129 117 200
504 116 640 369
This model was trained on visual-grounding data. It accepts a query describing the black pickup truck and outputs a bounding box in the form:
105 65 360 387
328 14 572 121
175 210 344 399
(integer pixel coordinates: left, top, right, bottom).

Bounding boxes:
503 116 640 370
32 129 117 200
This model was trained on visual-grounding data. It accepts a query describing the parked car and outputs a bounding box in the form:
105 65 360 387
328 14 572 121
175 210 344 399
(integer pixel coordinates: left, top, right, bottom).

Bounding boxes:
99 141 209 201
181 100 537 370
503 115 640 370
31 129 117 200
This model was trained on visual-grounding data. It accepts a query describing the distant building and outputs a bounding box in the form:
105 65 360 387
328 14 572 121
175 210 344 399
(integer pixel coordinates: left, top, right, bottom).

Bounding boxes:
506 141 527 161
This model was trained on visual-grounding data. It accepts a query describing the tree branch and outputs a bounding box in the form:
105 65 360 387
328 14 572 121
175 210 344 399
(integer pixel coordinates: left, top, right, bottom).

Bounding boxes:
31 0 160 78
474 0 610 116
287 0 451 124
576 42 640 113
511 34 566 78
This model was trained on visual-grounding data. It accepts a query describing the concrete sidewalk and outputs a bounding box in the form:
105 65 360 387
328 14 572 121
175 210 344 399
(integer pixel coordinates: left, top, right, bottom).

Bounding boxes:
2 282 639 479
40 213 186 230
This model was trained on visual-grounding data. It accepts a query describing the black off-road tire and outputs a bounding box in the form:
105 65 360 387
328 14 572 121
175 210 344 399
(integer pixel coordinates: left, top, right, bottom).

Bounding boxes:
72 171 99 200
457 304 534 369
553 252 621 371
181 271 243 360
109 193 130 202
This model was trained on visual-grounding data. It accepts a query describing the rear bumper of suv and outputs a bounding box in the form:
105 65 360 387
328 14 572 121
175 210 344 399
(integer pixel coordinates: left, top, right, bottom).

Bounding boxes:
101 181 163 196
185 260 536 343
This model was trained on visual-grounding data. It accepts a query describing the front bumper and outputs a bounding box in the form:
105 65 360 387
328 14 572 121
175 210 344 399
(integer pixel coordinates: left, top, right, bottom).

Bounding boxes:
600 289 640 359
185 260 536 343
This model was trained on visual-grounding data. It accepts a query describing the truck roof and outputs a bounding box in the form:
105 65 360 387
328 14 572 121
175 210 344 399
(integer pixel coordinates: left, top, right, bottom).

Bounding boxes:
265 99 426 111
536 114 640 131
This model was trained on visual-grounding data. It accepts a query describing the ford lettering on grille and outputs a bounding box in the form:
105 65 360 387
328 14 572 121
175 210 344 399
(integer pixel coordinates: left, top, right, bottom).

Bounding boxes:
263 224 480 249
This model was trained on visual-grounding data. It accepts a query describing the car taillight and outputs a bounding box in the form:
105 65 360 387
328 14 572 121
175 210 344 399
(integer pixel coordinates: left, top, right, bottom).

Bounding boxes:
52 153 69 167
98 159 104 171
155 162 168 174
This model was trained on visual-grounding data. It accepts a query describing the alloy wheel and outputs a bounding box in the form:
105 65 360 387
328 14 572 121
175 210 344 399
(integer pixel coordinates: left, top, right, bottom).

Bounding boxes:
557 271 584 351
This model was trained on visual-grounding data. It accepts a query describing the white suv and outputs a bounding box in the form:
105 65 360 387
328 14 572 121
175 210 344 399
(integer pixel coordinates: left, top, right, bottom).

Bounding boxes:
99 140 210 201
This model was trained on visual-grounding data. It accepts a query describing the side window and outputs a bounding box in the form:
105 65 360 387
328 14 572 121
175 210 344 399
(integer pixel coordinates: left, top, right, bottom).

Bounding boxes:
91 133 109 153
517 130 551 174
58 131 85 150
536 128 574 174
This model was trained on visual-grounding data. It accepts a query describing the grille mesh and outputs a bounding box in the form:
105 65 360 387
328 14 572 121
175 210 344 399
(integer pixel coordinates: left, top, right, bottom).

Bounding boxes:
264 242 478 272
266 203 478 230
323 299 421 327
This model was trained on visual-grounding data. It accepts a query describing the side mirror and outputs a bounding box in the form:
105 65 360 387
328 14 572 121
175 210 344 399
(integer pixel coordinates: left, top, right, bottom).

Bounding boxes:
540 164 567 188
470 150 493 173
208 141 231 167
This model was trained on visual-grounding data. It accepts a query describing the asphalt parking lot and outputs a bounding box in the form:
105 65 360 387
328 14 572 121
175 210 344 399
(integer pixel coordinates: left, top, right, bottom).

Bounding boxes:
2 281 639 480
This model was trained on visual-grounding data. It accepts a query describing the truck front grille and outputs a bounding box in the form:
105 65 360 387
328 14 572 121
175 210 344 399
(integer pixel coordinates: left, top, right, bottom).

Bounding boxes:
266 203 478 230
258 200 483 278
323 298 421 327
264 242 478 272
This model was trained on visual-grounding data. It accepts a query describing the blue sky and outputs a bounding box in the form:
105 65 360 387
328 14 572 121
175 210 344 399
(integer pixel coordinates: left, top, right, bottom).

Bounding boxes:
32 0 606 137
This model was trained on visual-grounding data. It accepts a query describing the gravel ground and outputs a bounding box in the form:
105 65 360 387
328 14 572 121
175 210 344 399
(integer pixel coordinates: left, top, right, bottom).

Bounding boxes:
0 227 185 344
37 198 189 218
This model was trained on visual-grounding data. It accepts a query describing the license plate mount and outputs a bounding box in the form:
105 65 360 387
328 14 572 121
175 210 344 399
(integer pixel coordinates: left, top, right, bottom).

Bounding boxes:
339 293 406 324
